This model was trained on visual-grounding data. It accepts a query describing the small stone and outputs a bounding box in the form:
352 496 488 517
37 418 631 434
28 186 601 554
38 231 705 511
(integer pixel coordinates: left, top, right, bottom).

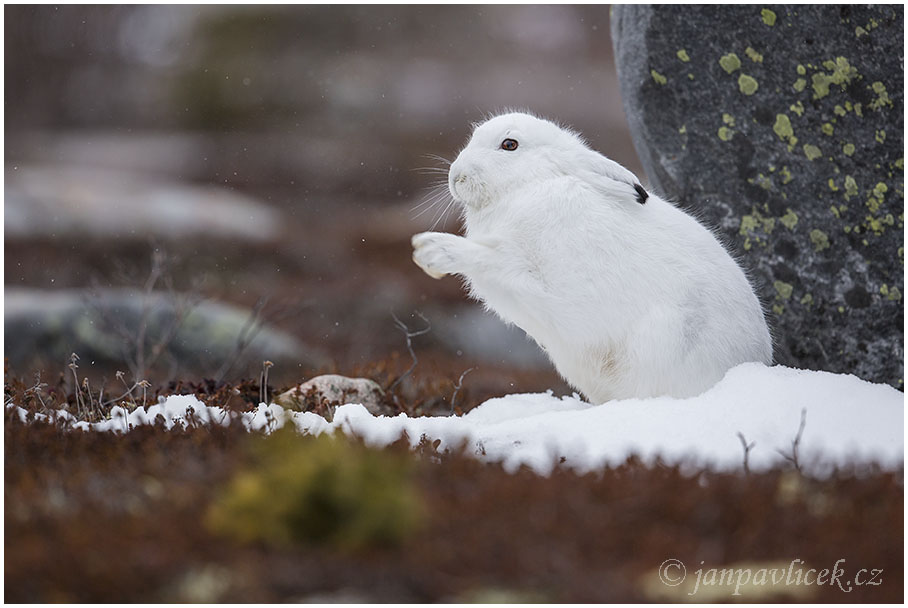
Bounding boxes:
276 375 389 417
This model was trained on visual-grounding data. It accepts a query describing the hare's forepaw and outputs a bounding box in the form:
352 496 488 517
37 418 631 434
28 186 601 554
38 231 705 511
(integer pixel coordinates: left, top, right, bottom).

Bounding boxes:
411 232 464 279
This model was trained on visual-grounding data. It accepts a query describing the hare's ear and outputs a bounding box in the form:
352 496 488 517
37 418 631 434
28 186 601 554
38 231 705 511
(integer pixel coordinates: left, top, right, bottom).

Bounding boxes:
576 150 648 205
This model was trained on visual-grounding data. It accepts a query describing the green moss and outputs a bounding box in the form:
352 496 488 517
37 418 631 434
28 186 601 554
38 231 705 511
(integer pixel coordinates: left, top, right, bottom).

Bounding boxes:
811 74 832 99
879 284 902 301
797 64 806 76
718 126 734 141
800 293 814 307
722 113 736 126
206 431 423 550
810 57 859 100
793 78 807 92
676 49 690 62
821 123 834 136
809 229 830 251
719 53 742 74
761 8 777 26
869 81 892 110
866 182 888 214
803 144 822 161
740 216 758 233
678 124 687 135
780 209 798 230
650 70 667 85
844 175 858 200
772 303 785 315
745 47 763 63
773 114 793 140
738 74 759 95
863 211 894 235
875 129 886 144
828 178 839 192
752 173 773 190
774 280 793 300
843 143 855 156
780 166 793 184
739 208 776 250
789 101 805 117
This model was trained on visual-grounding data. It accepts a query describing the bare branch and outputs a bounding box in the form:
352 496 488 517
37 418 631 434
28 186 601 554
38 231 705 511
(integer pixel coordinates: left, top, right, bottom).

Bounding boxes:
86 248 200 383
388 310 431 394
101 371 139 408
24 372 49 414
260 360 274 405
68 353 84 418
138 380 152 410
736 431 756 475
450 367 476 415
776 408 807 472
133 249 167 378
214 296 269 385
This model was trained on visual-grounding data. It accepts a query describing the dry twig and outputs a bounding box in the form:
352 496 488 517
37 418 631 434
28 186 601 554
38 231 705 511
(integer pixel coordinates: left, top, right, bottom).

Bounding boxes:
736 432 756 475
776 408 807 472
388 311 431 394
450 367 476 415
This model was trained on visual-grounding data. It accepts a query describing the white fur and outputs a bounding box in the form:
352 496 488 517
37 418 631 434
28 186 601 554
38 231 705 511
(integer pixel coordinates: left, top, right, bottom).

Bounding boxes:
412 112 772 403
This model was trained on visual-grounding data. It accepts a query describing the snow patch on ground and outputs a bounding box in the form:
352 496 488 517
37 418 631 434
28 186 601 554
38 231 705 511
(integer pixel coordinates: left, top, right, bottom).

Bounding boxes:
9 364 903 474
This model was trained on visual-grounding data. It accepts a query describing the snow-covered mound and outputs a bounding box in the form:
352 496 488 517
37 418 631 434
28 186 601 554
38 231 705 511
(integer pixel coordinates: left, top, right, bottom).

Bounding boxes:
10 364 903 474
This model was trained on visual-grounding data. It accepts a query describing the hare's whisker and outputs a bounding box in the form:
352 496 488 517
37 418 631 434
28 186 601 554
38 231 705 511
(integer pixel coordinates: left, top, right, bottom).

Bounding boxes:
411 189 451 219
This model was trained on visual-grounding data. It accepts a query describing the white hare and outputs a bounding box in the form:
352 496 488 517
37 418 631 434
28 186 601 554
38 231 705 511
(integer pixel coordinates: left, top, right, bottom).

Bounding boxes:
412 112 772 403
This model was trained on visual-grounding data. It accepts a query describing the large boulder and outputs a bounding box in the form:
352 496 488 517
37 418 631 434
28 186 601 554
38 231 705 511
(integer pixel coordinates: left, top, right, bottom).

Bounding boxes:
5 164 282 242
5 288 328 380
611 5 903 388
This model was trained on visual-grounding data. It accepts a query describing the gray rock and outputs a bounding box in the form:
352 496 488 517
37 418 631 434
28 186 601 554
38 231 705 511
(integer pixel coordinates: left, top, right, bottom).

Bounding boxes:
5 164 282 241
4 288 327 380
612 5 903 387
275 374 389 417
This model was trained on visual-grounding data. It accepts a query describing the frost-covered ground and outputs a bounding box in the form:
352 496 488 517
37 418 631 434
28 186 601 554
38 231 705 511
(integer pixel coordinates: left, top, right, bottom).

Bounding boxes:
10 363 903 475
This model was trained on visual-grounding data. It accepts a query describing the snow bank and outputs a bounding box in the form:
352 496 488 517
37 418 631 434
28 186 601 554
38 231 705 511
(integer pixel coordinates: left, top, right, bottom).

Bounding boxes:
9 364 903 474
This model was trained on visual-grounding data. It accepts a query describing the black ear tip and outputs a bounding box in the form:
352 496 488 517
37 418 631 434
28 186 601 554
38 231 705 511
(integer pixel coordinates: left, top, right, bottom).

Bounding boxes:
633 183 648 205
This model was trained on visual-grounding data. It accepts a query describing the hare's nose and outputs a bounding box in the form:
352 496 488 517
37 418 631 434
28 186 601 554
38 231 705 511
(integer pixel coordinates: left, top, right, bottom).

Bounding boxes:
448 174 465 203
448 162 464 182
448 162 465 187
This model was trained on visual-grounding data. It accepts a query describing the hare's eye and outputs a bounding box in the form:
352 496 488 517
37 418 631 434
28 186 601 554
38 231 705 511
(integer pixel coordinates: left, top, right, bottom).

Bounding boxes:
500 138 519 151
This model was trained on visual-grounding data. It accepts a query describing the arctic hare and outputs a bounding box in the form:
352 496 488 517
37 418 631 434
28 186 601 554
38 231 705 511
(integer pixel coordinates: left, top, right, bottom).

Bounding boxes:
412 112 772 402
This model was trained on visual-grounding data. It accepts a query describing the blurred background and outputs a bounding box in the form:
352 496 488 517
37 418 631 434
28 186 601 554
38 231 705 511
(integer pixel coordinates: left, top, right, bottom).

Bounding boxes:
5 5 642 403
